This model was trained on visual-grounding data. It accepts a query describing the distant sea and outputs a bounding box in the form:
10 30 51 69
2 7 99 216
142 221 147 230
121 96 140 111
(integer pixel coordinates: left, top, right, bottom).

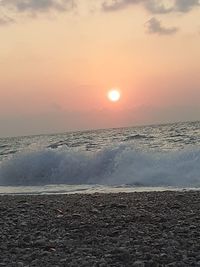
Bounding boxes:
0 121 200 194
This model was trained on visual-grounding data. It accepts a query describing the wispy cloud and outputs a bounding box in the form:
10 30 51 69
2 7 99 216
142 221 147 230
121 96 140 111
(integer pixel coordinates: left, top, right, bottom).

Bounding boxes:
0 14 15 25
0 0 199 17
0 0 199 33
102 0 200 14
145 0 174 14
0 0 75 13
102 0 142 12
175 0 200 12
146 17 178 35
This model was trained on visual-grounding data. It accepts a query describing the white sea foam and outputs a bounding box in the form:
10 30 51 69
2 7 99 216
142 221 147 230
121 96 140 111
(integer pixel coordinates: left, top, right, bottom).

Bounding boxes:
0 145 200 187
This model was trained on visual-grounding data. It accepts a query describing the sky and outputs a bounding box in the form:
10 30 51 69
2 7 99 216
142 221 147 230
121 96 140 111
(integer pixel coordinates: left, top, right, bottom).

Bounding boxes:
0 0 200 137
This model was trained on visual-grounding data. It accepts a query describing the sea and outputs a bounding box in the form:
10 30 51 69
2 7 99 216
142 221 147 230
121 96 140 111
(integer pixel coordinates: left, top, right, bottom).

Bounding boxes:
0 121 200 195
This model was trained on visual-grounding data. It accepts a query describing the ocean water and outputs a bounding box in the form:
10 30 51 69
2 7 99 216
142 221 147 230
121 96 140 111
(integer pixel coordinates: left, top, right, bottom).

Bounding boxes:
0 121 200 194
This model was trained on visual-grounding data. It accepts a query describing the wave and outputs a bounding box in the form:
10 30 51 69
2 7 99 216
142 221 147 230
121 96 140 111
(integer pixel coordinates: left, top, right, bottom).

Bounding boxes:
0 145 200 187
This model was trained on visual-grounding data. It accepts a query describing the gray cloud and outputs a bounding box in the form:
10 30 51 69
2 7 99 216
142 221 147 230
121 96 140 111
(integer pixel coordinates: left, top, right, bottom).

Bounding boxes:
145 1 174 14
146 17 178 35
102 0 200 14
175 0 200 12
0 0 199 17
102 0 143 12
0 14 15 25
0 1 199 19
0 0 75 13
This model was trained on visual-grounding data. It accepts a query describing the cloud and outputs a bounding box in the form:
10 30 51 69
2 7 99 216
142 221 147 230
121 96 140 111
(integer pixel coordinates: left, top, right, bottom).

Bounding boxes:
0 0 75 13
0 0 199 17
145 0 175 14
146 17 178 35
144 0 200 14
175 0 200 12
102 0 142 12
101 1 199 35
102 0 200 14
0 14 15 25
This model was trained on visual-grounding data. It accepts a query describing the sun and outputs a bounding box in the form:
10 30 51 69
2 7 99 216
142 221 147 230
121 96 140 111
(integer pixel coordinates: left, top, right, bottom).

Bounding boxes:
107 89 121 102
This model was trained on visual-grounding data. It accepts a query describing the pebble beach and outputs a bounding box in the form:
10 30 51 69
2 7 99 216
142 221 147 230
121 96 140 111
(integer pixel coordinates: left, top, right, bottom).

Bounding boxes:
1 191 200 266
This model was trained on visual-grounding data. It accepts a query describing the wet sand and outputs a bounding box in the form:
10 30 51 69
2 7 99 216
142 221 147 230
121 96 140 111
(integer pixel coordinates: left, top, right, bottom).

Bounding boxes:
0 191 200 266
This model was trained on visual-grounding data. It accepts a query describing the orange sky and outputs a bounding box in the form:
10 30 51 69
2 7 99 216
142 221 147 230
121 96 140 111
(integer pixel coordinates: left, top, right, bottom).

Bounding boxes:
0 0 200 137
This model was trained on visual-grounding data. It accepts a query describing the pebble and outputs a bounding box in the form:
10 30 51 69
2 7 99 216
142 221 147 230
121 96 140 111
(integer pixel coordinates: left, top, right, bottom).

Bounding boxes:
1 191 200 266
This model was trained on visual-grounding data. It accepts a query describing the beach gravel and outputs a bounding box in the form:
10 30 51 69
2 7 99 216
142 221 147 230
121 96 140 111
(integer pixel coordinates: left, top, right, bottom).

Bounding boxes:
0 191 200 266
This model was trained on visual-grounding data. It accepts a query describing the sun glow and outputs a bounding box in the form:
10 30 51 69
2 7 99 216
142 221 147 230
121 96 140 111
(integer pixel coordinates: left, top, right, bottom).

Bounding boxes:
107 89 121 102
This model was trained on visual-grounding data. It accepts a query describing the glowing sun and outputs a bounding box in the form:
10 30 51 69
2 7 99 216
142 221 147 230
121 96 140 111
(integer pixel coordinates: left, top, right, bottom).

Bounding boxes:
107 89 121 102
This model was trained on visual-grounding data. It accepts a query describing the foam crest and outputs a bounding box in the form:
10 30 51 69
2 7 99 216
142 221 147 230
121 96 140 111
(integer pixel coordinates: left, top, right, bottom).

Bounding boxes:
0 145 200 187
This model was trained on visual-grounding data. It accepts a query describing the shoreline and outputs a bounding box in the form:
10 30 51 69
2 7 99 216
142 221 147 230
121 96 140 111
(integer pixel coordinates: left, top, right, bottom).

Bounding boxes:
0 185 199 196
1 191 200 266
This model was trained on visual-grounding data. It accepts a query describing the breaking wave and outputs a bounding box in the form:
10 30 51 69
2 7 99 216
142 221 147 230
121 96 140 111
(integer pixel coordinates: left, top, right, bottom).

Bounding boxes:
0 145 200 187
